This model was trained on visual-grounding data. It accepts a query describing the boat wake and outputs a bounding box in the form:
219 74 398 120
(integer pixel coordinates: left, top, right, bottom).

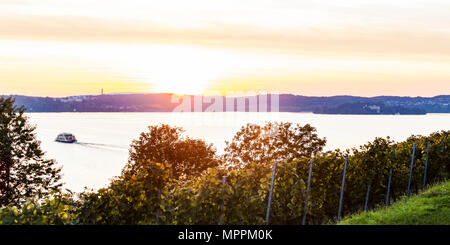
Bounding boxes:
75 142 128 151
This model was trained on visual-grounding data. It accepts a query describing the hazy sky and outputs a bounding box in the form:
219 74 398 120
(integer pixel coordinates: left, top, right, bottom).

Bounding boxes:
1 0 450 97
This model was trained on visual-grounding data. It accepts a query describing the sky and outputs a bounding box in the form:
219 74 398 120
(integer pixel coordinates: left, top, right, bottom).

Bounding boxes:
1 0 450 97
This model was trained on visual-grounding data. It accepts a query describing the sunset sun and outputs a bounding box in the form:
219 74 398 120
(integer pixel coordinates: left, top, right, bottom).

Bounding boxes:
150 77 208 95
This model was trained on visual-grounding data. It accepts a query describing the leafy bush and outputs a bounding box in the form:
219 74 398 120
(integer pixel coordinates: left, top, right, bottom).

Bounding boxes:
0 192 76 225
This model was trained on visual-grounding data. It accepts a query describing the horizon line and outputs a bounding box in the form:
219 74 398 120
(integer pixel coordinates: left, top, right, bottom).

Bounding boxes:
2 92 449 99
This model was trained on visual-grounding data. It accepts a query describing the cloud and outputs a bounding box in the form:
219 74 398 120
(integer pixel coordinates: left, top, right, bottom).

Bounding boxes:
1 13 450 61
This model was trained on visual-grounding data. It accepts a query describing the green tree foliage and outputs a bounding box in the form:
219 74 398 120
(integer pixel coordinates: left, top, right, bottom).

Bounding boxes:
0 97 62 207
124 124 219 180
0 191 77 225
223 122 326 169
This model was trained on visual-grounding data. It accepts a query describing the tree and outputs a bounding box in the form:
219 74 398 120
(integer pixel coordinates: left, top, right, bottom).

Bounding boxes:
124 124 219 180
223 122 326 168
0 97 62 207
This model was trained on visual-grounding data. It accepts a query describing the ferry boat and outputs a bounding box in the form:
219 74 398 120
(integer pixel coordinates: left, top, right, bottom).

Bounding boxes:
55 133 77 143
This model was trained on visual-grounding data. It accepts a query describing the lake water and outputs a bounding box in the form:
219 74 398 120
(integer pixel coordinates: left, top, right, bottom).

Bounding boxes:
26 112 450 193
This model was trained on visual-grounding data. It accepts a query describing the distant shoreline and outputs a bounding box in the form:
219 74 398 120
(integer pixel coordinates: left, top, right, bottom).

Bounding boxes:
22 112 449 116
4 93 449 114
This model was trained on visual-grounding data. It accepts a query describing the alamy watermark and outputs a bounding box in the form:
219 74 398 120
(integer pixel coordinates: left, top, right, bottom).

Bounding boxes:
166 91 281 128
170 92 279 113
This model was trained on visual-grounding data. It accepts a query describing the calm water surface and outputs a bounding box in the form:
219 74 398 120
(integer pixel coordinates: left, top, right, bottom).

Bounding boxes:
26 112 450 192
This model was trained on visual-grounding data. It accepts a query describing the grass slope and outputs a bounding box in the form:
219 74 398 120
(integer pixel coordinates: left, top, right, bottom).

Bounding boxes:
338 181 450 225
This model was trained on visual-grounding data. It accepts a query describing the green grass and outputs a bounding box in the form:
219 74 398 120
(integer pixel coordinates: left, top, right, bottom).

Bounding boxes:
338 181 450 225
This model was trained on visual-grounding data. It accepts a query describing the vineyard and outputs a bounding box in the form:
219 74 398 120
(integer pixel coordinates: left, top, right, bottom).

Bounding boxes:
0 120 448 225
77 130 450 225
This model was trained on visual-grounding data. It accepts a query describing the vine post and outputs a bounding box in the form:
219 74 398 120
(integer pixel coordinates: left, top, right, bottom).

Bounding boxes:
218 176 227 225
156 189 161 225
337 155 349 222
302 159 314 225
364 180 371 211
407 143 416 197
265 161 278 225
386 145 395 206
438 138 446 183
422 141 430 191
